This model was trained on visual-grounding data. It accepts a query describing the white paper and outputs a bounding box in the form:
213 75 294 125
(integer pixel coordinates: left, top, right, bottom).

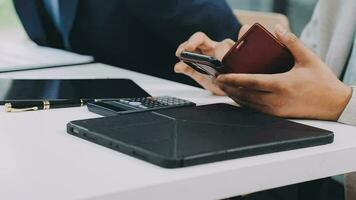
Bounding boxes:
0 40 94 72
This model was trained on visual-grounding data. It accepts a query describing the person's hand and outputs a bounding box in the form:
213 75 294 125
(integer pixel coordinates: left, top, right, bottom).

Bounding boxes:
174 25 251 95
216 25 352 121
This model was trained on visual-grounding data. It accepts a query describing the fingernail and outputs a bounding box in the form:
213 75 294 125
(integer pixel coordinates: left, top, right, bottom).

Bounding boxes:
176 47 184 56
276 24 287 35
174 68 182 73
174 65 181 73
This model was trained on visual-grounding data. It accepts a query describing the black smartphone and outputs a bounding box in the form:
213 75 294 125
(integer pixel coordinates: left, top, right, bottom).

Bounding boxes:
178 51 224 77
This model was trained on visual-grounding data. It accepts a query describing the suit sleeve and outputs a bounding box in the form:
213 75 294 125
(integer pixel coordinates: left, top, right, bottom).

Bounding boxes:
124 0 241 47
338 86 356 126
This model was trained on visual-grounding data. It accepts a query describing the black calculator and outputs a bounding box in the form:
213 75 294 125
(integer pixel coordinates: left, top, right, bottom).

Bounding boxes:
87 96 196 116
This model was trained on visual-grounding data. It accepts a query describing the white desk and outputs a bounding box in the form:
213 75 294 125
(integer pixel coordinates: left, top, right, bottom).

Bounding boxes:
1 63 356 200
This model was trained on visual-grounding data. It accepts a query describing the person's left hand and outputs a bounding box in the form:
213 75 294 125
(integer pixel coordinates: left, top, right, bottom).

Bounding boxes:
216 25 352 121
174 25 251 95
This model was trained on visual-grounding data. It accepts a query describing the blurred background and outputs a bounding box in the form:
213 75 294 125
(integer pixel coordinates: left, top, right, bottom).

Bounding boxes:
0 0 25 39
0 0 317 41
0 0 317 40
227 0 318 35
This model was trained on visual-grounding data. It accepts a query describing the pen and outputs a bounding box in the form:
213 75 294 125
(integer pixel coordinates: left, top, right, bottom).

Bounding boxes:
4 99 90 112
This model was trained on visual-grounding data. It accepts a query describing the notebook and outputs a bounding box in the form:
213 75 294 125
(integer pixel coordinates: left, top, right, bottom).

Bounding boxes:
67 104 334 168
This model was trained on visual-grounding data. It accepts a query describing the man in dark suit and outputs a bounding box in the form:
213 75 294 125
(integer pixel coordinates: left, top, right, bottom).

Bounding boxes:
13 0 241 85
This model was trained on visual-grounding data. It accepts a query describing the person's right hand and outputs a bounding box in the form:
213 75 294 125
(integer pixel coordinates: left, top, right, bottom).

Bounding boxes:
174 25 251 95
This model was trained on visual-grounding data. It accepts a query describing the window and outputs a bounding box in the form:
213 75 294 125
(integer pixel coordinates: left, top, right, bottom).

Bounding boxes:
0 0 25 40
227 0 318 35
0 0 318 39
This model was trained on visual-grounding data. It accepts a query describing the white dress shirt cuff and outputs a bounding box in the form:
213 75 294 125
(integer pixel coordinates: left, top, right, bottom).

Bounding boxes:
338 86 356 126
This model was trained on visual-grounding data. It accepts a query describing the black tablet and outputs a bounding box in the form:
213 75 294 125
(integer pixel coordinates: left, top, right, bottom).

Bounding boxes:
0 79 150 104
67 104 334 168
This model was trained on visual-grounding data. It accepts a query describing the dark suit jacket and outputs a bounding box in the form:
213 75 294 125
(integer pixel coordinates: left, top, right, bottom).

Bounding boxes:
13 0 241 85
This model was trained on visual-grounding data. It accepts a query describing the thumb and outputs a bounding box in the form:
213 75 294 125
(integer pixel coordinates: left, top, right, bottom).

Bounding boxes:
238 24 251 39
275 24 314 63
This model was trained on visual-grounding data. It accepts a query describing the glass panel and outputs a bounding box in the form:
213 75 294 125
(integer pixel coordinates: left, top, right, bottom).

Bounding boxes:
227 0 318 36
0 0 26 40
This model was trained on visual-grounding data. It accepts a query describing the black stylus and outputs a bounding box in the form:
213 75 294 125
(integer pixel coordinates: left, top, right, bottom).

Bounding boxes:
4 99 90 112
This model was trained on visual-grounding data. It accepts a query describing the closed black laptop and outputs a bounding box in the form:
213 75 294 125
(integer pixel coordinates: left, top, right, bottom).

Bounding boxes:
67 104 333 168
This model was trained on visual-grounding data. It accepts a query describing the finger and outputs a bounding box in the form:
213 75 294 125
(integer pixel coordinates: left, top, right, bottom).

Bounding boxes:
220 85 272 105
221 84 279 115
275 24 314 63
175 41 188 57
174 61 188 73
221 38 235 46
216 73 281 92
174 62 226 95
175 62 209 84
238 24 251 39
214 39 235 60
231 96 270 113
185 32 217 52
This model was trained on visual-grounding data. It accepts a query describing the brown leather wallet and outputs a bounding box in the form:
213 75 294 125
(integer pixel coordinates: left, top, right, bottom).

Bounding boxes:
222 23 295 74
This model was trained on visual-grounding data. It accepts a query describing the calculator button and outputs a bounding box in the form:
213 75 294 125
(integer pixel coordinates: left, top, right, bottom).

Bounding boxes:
129 102 142 106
